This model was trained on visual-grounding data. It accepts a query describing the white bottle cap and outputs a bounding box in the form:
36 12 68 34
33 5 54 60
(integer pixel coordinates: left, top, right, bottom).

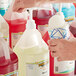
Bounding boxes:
49 13 65 29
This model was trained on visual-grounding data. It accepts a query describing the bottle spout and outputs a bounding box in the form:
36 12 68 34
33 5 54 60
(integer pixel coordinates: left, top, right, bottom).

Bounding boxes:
59 3 62 13
26 9 36 29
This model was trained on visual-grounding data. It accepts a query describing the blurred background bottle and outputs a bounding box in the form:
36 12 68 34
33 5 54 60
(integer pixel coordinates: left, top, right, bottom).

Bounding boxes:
0 0 12 16
53 3 75 23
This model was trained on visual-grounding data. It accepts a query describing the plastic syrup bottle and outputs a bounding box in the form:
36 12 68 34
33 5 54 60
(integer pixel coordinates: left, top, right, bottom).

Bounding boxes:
0 38 18 76
0 15 9 43
7 12 27 48
14 9 49 76
0 0 11 16
4 0 27 48
48 4 75 76
33 5 56 37
53 3 75 23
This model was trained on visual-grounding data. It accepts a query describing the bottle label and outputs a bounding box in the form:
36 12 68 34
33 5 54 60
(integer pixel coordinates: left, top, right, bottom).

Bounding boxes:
11 32 23 48
48 27 75 74
26 60 49 76
0 70 18 76
4 35 9 41
48 28 69 39
54 58 75 74
65 16 75 22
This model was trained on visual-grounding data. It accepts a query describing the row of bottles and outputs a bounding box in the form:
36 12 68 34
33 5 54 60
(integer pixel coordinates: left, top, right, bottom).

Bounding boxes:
2 3 75 48
0 2 76 76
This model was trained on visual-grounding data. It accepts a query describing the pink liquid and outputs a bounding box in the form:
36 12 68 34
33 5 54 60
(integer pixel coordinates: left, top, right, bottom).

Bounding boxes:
0 50 18 75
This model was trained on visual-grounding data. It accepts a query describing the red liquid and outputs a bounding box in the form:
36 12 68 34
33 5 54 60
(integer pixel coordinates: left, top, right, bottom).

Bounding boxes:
7 19 27 33
0 56 9 66
0 50 18 75
33 10 56 29
70 6 76 75
33 9 56 37
6 19 27 48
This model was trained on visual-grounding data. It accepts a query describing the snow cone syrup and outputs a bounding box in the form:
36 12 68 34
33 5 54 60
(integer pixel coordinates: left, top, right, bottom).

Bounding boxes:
48 4 75 76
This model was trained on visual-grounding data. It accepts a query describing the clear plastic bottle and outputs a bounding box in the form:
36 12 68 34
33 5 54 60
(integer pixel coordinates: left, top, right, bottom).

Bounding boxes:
0 0 11 16
7 12 27 48
4 1 28 48
14 9 49 76
0 38 18 76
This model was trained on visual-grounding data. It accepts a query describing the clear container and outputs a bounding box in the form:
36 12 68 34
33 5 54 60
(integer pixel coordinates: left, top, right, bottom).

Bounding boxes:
4 2 28 48
0 38 18 76
14 10 49 76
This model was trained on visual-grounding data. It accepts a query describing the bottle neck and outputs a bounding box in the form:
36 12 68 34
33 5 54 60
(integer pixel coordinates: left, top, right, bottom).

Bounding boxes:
26 19 36 29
